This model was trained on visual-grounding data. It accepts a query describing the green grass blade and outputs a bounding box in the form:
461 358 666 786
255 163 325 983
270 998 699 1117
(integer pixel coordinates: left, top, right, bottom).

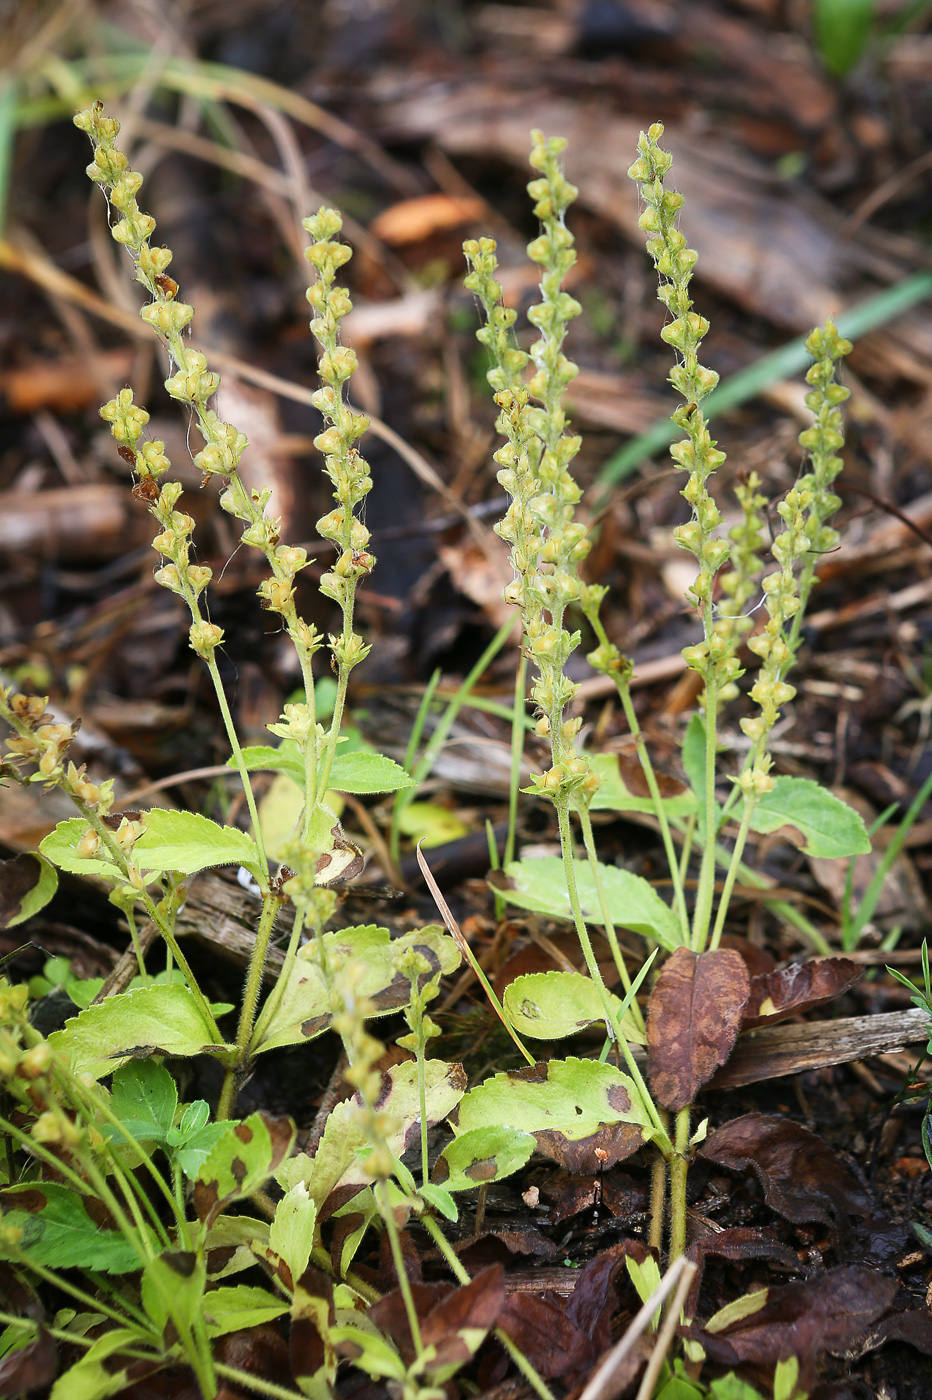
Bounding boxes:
597 272 932 490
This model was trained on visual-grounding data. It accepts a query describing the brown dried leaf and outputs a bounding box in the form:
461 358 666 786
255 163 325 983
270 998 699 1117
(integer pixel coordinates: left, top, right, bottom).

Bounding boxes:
742 957 862 1029
370 193 485 245
684 1226 800 1318
647 948 750 1110
698 1113 871 1230
0 854 44 927
0 1325 56 1394
689 1266 897 1377
496 1291 594 1381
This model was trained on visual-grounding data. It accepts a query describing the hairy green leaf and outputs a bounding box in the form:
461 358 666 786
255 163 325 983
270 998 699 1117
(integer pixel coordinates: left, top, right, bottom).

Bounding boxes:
499 858 681 950
503 970 646 1043
252 924 461 1053
236 740 415 794
107 1059 178 1144
744 778 871 858
39 818 123 882
49 983 227 1079
141 1251 205 1338
133 809 262 877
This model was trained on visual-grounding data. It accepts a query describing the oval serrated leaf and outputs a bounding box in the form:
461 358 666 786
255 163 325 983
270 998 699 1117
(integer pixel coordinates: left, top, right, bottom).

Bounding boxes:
236 740 415 795
498 857 682 950
252 924 461 1053
49 983 228 1079
455 1057 653 1171
39 817 123 881
194 1112 296 1228
745 777 871 858
133 809 263 877
328 750 416 794
433 1125 536 1191
503 971 645 1044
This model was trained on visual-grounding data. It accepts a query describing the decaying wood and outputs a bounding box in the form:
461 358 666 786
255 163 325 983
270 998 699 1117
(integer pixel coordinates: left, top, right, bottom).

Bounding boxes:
707 1007 931 1089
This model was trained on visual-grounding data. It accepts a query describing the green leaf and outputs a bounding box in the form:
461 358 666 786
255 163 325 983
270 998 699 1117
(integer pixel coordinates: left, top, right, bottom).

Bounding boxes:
745 778 871 857
328 1325 406 1382
39 818 123 882
682 714 722 840
268 1182 317 1286
49 1330 137 1400
203 1285 289 1338
252 924 461 1053
813 0 874 76
455 1057 653 1170
588 754 698 819
141 1251 205 1338
194 1112 296 1228
499 858 682 950
133 809 262 877
418 1183 458 1221
168 1116 233 1181
0 1182 154 1273
396 801 468 846
278 1060 466 1207
106 1060 177 1144
329 750 416 794
0 852 58 928
238 741 304 787
236 741 415 794
433 1125 536 1192
49 983 227 1079
457 1057 651 1140
503 970 646 1043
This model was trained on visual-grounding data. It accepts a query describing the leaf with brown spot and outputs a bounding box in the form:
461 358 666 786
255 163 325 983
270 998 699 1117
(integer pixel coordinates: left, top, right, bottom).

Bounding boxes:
419 1266 506 1382
647 948 750 1110
742 956 862 1028
698 1112 871 1231
454 1057 654 1174
277 1061 466 1209
252 924 460 1053
194 1113 295 1228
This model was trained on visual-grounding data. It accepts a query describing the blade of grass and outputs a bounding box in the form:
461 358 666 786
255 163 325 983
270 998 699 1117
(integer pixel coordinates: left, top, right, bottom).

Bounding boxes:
842 769 932 950
597 272 932 490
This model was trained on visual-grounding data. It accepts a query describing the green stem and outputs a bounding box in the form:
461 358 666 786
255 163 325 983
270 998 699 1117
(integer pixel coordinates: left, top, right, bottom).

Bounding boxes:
251 906 304 1048
420 1213 557 1400
2 1248 154 1336
707 800 755 952
602 654 690 943
213 1363 312 1400
218 895 281 1118
391 617 514 863
555 801 669 1149
125 905 149 986
205 654 268 883
691 683 720 953
669 1105 691 1260
577 805 643 1031
505 650 527 872
375 1178 423 1357
649 1151 666 1253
